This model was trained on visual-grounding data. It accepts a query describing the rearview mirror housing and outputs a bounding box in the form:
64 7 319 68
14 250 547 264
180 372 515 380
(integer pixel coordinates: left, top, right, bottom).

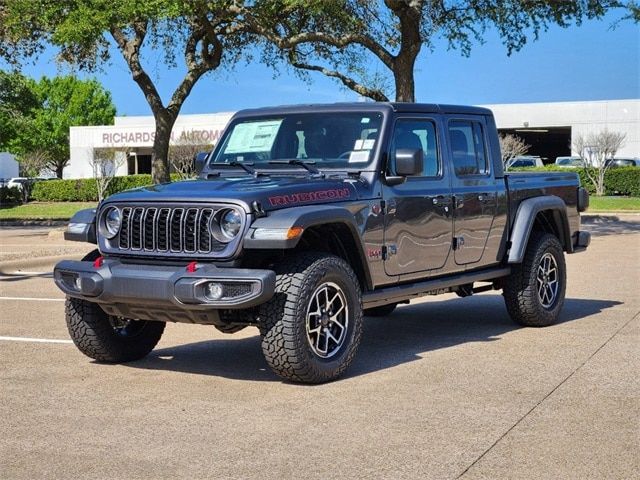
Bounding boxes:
395 149 424 177
194 151 210 175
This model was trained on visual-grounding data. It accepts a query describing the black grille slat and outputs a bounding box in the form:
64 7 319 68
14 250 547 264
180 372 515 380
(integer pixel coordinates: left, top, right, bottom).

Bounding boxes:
112 205 230 256
170 209 184 252
130 208 144 250
198 209 213 252
184 208 198 253
143 208 156 250
156 208 170 251
119 208 131 249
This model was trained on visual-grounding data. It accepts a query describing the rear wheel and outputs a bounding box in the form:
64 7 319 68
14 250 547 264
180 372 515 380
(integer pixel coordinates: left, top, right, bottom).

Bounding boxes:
503 232 566 327
259 252 363 383
66 298 165 362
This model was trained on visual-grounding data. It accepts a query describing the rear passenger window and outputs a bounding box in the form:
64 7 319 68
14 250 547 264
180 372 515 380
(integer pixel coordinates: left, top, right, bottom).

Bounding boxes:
448 120 488 176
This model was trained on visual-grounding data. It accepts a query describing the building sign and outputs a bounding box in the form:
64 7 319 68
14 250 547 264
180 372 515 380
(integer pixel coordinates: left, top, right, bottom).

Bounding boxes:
101 128 224 146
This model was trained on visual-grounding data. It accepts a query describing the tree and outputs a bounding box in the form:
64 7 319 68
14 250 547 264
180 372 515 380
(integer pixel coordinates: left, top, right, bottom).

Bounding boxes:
169 137 211 180
1 1 248 184
91 148 127 201
29 76 116 178
573 130 626 196
18 149 52 177
244 1 623 102
0 70 39 153
499 133 530 170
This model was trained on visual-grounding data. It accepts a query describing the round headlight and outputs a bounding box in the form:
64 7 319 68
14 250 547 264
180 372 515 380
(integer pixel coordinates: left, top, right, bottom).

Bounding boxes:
220 209 242 239
100 207 121 239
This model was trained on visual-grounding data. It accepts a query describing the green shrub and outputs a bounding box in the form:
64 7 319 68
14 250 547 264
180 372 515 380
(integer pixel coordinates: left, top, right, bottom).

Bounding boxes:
0 186 23 205
604 167 640 196
31 174 182 202
509 165 639 197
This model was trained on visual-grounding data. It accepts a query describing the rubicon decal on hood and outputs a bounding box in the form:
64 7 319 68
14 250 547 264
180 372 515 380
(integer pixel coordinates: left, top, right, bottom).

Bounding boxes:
268 188 351 207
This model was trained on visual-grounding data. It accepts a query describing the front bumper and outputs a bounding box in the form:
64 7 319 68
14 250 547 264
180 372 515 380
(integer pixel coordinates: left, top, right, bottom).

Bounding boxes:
53 259 276 324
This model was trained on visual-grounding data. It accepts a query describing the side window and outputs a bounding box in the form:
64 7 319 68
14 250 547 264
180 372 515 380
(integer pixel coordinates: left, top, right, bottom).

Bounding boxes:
390 119 440 177
448 120 488 176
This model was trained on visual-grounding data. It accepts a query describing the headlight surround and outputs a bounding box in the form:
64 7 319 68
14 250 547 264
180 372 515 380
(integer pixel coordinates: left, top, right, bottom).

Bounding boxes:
210 208 243 243
99 206 121 239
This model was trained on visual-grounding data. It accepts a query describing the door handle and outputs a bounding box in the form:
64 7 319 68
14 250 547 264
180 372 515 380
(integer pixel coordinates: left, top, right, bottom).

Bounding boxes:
432 195 451 206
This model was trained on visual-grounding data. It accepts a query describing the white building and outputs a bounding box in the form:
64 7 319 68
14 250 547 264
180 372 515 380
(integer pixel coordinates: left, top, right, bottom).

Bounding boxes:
67 112 234 179
66 99 638 178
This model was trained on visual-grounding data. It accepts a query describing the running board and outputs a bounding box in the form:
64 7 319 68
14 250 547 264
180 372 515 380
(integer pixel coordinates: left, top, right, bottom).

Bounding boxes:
362 267 511 309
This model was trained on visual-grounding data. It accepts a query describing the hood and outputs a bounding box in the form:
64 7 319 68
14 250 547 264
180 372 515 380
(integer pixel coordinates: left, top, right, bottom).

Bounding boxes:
104 175 373 212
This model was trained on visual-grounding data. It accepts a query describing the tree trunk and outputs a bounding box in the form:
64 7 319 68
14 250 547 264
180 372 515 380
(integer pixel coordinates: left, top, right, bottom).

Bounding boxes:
152 111 176 184
393 64 416 102
55 162 64 179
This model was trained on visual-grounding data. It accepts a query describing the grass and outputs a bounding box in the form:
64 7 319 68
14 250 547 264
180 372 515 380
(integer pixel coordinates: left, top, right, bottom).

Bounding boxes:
588 196 640 212
0 202 96 220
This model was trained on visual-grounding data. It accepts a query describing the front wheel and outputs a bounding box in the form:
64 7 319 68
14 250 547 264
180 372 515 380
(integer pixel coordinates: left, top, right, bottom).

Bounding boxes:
259 252 363 383
503 232 566 327
66 297 165 362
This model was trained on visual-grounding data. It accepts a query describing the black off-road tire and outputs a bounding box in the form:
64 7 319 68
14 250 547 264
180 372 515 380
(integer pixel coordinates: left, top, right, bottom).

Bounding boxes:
503 232 566 327
364 303 397 317
259 252 363 384
65 298 165 362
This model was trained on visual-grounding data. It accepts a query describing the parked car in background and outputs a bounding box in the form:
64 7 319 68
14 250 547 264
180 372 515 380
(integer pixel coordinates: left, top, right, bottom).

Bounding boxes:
555 156 583 168
605 158 640 168
510 156 545 168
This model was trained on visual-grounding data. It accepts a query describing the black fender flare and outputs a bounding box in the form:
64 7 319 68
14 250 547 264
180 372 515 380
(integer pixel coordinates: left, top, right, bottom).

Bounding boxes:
64 208 97 244
244 205 372 288
508 196 571 264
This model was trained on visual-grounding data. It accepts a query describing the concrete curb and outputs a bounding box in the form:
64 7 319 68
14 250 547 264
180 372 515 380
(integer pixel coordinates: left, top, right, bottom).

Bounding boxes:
0 253 84 274
0 219 68 227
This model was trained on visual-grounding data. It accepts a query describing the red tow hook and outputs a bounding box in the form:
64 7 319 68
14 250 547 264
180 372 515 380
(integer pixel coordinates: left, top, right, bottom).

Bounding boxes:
93 256 104 268
186 261 198 273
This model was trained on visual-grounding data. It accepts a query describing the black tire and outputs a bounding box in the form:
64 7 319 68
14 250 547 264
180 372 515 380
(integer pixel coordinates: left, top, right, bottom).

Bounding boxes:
503 232 566 327
259 252 363 384
65 297 165 362
364 303 397 317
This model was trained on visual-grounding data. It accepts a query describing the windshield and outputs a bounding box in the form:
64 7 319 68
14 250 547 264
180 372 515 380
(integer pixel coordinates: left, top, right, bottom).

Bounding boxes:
210 112 383 170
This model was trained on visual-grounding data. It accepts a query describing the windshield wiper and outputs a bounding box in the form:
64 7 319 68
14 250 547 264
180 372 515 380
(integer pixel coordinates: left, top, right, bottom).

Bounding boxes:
268 159 322 176
210 161 266 177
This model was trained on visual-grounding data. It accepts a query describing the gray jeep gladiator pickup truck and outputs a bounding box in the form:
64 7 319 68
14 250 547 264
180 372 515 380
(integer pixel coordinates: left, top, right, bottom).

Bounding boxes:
54 103 590 383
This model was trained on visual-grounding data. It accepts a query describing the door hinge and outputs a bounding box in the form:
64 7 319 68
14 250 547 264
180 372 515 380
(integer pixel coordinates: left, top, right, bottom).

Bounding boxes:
381 245 388 260
379 200 386 215
453 236 465 250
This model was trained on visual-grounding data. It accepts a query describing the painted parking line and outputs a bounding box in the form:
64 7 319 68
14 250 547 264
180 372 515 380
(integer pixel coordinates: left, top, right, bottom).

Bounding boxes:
0 296 64 302
3 271 53 276
0 336 72 344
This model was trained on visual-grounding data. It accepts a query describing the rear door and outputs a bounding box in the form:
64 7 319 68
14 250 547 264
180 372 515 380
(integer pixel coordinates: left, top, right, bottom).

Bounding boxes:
446 117 498 266
383 116 453 276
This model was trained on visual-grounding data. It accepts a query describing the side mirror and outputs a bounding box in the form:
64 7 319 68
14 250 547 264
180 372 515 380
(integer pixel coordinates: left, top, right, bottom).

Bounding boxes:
395 149 423 176
194 151 210 175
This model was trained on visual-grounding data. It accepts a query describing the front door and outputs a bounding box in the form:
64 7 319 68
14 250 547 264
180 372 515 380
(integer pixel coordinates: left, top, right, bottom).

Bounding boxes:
446 117 498 266
383 117 453 276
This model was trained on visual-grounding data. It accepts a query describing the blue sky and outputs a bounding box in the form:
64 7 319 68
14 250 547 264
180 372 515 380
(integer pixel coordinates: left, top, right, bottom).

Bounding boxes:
13 10 640 116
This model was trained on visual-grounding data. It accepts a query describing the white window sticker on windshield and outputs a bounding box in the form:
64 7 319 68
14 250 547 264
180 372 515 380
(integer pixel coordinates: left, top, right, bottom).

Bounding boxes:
349 151 370 163
362 139 375 150
225 120 283 154
353 139 364 150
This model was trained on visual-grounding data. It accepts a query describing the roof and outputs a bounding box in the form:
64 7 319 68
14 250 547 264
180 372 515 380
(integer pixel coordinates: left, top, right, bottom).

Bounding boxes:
235 102 493 117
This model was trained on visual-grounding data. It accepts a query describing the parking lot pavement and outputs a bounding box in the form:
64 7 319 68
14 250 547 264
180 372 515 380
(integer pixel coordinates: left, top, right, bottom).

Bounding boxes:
0 221 638 479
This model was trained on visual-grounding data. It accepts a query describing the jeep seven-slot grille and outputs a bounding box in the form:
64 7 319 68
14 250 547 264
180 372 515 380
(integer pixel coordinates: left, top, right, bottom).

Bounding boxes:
116 206 225 255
